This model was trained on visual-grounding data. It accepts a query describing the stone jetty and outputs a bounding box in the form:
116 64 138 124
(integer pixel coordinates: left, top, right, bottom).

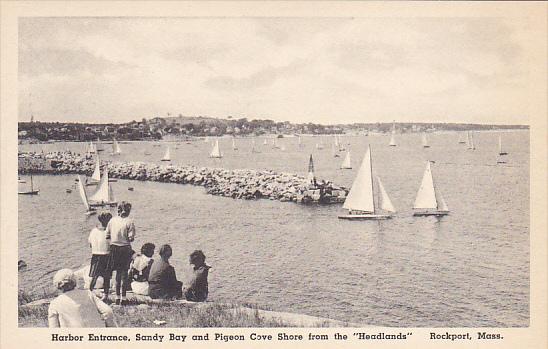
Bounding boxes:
18 152 348 204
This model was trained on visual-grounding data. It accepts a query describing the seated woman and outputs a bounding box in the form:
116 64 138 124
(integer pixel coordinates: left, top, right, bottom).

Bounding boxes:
48 269 116 328
183 250 211 302
148 244 183 299
128 243 155 295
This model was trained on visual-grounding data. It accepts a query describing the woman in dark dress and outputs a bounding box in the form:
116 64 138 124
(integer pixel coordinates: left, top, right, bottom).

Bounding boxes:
148 244 183 299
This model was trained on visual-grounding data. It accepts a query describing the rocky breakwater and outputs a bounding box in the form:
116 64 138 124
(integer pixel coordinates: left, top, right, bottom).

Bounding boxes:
18 152 348 204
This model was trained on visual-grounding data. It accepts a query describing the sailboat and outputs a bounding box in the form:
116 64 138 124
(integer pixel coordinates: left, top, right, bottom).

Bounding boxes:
468 132 476 150
88 142 96 154
210 140 222 158
88 168 117 208
77 175 96 215
273 138 281 149
332 143 340 157
232 138 238 151
111 139 121 155
161 147 171 161
298 136 303 148
412 161 449 216
338 145 396 220
422 133 430 148
498 135 508 155
389 121 397 146
458 132 466 144
263 139 268 146
307 154 316 185
86 154 102 186
316 140 324 150
18 174 39 195
340 150 352 169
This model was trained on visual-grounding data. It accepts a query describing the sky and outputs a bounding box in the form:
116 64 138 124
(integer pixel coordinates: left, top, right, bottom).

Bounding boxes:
18 17 534 125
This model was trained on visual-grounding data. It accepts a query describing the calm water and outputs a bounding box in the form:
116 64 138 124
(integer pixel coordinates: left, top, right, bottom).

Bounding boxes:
18 131 529 327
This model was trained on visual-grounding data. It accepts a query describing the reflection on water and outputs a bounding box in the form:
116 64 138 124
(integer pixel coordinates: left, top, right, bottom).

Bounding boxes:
19 131 529 326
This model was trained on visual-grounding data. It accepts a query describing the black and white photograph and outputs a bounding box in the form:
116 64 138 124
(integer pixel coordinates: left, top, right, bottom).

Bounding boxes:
2 1 546 347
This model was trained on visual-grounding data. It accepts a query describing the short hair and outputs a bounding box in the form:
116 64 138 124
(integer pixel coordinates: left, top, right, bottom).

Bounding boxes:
53 269 76 292
190 250 206 265
98 211 112 227
141 243 155 258
117 201 132 217
159 244 172 258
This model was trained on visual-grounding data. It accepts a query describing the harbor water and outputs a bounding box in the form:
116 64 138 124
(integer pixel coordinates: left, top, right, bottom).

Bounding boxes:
18 130 529 327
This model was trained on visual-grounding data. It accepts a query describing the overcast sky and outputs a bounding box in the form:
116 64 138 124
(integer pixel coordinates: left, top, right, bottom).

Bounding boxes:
18 17 533 125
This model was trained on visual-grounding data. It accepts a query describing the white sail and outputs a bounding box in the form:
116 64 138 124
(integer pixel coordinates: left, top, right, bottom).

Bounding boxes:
389 121 397 146
377 177 396 213
210 140 222 158
470 132 475 150
298 136 302 146
413 162 438 209
91 155 101 182
89 168 110 203
340 151 352 169
162 147 171 161
334 136 339 147
436 190 449 212
113 140 121 154
263 139 268 145
343 147 374 212
89 142 96 154
232 138 238 150
422 134 429 147
458 132 466 144
77 175 91 211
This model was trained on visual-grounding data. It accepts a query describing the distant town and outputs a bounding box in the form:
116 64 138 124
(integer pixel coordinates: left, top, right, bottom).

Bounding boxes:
18 114 528 143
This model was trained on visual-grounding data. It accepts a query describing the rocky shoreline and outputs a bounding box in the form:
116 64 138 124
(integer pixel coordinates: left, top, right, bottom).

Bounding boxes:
18 152 348 204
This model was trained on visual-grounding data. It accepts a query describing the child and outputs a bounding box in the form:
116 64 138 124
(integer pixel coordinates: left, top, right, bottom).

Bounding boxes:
106 201 136 305
128 243 155 295
48 269 116 327
88 211 113 302
183 250 211 302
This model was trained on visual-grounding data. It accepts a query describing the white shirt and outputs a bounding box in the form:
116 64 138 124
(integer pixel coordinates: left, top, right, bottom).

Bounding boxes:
48 289 116 328
106 216 135 246
88 227 109 255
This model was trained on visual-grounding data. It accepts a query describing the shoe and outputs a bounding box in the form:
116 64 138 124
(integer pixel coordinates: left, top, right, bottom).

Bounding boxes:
121 299 129 306
115 299 121 305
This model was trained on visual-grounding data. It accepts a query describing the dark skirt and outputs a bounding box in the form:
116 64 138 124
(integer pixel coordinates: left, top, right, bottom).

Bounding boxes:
109 245 134 271
89 254 112 278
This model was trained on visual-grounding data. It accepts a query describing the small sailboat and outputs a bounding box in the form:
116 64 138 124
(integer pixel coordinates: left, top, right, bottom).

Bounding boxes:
111 139 121 155
298 136 303 148
88 142 96 154
389 121 397 146
86 155 102 186
263 139 268 146
338 145 395 220
498 135 508 155
340 150 352 169
422 133 430 148
467 131 475 150
88 168 117 208
307 154 316 185
18 174 39 195
412 161 449 216
77 175 96 215
210 140 222 158
458 132 466 144
161 147 171 161
273 138 281 149
316 142 324 150
332 143 340 157
232 138 238 151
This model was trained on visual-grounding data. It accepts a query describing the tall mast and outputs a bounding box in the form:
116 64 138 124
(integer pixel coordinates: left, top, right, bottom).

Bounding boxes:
369 147 375 213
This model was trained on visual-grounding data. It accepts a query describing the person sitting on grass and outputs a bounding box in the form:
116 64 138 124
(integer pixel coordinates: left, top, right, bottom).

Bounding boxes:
88 211 113 303
148 244 183 300
183 250 211 302
48 269 116 328
128 242 155 296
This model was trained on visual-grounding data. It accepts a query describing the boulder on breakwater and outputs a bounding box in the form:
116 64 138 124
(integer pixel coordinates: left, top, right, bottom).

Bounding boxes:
18 152 348 205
